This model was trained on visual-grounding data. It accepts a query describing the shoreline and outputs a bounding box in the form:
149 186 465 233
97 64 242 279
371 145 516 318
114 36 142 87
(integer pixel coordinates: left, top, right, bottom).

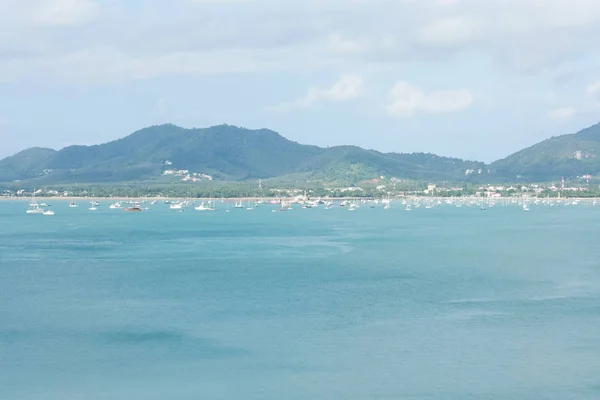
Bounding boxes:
3 196 600 202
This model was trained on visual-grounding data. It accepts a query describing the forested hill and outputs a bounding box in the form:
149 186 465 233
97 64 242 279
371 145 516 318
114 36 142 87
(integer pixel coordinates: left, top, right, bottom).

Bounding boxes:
490 122 600 181
0 124 485 183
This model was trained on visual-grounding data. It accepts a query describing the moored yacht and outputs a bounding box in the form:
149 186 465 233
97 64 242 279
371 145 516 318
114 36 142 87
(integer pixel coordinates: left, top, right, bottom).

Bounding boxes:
195 201 216 211
26 191 44 214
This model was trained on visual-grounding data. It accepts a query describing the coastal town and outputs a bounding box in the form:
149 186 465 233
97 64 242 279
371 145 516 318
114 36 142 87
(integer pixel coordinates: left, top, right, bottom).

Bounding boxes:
2 175 597 202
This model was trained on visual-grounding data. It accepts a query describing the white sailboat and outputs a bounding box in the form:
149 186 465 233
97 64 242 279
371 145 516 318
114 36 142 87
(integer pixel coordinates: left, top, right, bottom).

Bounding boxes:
89 199 97 211
170 202 183 209
26 191 44 214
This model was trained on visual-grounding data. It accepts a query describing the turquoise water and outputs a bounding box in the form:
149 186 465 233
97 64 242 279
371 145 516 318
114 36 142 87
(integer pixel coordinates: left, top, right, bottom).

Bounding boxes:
2 201 600 399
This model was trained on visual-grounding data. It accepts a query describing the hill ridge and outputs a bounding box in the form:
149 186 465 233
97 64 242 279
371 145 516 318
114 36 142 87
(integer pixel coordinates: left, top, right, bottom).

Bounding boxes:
2 121 600 183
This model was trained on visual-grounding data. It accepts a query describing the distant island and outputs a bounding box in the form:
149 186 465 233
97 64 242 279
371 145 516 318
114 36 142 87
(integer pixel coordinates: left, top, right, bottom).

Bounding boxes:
1 121 600 188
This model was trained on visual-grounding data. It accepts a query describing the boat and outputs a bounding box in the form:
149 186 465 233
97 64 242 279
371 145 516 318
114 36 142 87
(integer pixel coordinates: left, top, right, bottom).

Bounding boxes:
234 201 244 209
26 191 44 214
124 203 142 212
195 201 215 211
109 202 122 209
43 209 55 216
522 203 529 211
69 200 78 208
170 202 183 209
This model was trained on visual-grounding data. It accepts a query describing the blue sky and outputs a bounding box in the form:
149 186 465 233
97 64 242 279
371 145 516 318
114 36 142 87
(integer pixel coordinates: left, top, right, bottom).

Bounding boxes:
1 0 600 162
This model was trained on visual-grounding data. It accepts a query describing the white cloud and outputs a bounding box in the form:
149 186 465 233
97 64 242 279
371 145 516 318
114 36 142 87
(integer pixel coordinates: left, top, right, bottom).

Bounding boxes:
547 107 577 119
303 74 364 104
32 0 100 26
328 34 365 54
587 81 600 95
192 0 252 3
418 16 482 45
1 0 600 84
271 74 364 110
386 81 473 117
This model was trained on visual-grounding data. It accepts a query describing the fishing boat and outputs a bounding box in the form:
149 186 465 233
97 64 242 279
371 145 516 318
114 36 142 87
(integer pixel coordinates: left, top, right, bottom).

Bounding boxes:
124 202 142 212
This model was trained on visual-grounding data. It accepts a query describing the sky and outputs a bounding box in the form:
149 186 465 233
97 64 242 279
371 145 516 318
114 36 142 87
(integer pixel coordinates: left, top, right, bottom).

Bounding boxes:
1 0 600 162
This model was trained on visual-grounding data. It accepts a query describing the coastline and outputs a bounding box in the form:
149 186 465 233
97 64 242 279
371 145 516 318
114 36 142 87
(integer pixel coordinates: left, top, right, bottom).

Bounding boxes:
3 195 600 202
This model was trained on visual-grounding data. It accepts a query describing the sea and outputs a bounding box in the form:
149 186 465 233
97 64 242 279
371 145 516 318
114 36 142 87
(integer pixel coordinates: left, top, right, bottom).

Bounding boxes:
2 200 600 399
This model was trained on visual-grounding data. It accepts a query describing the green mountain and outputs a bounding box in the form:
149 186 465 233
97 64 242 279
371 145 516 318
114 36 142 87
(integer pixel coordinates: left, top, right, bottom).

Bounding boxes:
490 122 600 181
0 124 485 184
0 147 57 181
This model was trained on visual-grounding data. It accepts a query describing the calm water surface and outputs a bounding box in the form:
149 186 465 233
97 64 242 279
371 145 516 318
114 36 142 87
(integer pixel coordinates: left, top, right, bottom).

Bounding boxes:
2 201 600 399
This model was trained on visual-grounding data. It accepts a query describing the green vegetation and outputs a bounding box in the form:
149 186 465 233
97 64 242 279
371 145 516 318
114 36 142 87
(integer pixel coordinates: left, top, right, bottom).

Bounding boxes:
0 147 57 181
490 122 600 181
0 124 485 185
3 121 600 185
